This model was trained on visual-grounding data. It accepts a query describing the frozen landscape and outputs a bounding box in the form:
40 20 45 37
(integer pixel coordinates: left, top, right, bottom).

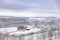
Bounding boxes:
0 16 60 40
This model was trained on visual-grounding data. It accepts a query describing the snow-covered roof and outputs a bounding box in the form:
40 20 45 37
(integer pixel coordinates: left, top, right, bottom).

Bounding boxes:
0 27 17 33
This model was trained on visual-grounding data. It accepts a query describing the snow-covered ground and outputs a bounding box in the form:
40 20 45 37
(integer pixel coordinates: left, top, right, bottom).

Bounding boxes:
9 28 41 36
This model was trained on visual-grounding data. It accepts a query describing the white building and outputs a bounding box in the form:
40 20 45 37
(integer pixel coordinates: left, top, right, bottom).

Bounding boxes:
0 27 17 33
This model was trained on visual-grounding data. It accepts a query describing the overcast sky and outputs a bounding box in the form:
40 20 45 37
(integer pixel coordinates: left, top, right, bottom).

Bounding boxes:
0 0 60 17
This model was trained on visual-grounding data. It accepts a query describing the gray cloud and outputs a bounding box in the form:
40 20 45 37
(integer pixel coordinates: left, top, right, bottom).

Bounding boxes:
0 0 60 13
